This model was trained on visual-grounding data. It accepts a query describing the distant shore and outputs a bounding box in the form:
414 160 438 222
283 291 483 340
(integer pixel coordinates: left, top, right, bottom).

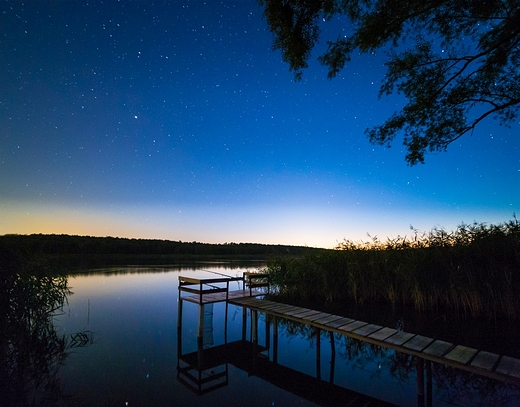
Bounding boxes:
0 233 328 272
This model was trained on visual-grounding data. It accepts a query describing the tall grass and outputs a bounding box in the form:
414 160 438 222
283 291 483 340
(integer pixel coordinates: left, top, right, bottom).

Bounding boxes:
265 218 520 320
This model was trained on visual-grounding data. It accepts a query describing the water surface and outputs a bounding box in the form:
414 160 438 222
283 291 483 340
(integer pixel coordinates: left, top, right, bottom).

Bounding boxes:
50 264 520 406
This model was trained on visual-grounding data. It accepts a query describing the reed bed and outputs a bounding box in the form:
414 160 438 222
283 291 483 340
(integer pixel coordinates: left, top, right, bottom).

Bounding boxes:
265 218 520 320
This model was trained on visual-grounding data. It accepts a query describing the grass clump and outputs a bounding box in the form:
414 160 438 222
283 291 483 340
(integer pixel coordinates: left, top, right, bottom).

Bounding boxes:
265 218 520 320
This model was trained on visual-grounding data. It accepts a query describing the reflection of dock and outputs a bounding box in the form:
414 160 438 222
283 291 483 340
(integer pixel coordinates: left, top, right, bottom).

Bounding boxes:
177 273 520 406
178 339 393 406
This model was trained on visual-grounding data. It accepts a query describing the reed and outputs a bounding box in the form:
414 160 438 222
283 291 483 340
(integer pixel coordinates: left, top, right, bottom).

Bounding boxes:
265 218 520 320
0 243 93 405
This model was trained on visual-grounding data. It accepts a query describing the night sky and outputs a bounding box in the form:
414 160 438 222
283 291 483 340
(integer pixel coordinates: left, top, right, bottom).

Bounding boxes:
1 1 518 248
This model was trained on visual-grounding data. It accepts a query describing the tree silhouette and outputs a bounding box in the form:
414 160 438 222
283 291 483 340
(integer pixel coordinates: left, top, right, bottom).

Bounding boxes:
259 0 520 164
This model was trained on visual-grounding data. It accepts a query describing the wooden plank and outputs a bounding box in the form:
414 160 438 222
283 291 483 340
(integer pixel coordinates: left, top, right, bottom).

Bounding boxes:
228 292 254 301
179 286 203 295
471 351 500 372
306 312 334 322
285 308 313 317
353 324 383 337
445 345 477 365
203 293 224 301
313 314 344 326
327 317 355 329
261 302 292 310
265 304 297 313
178 276 203 284
290 309 323 319
369 327 397 341
254 302 283 310
403 335 434 352
338 320 368 332
273 305 301 315
179 276 234 284
423 340 453 357
384 331 415 346
251 298 280 309
496 356 520 379
179 296 201 304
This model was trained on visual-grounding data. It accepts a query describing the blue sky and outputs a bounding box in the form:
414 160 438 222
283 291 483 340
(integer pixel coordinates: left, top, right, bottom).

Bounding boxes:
1 1 518 248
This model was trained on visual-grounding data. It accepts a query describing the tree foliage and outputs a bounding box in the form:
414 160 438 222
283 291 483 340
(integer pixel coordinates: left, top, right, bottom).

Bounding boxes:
259 0 520 164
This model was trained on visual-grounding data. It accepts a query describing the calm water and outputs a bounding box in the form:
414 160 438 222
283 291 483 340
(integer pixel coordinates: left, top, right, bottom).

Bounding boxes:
46 264 519 406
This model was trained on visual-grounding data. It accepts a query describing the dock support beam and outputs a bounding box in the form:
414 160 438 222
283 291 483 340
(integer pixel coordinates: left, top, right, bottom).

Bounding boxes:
177 298 183 358
416 357 425 407
224 301 229 344
266 314 271 351
425 360 432 407
197 304 204 370
329 331 335 384
252 309 258 345
273 316 278 364
316 328 321 380
242 307 247 341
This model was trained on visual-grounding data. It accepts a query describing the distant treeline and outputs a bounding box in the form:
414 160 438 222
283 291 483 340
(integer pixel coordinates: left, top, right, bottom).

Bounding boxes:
0 234 329 271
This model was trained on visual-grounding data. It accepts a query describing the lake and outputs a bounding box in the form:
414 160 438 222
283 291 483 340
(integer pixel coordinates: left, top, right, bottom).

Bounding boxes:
35 264 520 405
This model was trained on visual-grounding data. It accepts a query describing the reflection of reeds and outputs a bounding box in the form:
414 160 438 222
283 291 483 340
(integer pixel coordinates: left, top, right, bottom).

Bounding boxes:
265 218 520 320
273 315 520 405
0 244 93 405
433 362 520 405
68 330 96 348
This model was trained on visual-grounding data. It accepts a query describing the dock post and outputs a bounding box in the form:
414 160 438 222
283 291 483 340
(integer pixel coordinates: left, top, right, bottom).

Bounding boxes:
224 301 229 344
316 328 321 380
265 313 271 350
416 356 425 407
197 304 204 339
252 309 258 371
242 307 247 341
252 309 258 345
177 298 183 358
197 304 204 370
425 360 432 407
329 331 335 384
273 316 278 364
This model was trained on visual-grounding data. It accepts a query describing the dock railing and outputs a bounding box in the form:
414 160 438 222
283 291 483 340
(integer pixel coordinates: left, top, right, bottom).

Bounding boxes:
178 272 270 305
178 275 243 304
243 271 270 296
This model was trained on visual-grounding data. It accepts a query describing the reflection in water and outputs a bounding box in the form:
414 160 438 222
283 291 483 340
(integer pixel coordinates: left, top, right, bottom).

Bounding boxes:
36 265 520 406
270 316 520 406
0 268 94 406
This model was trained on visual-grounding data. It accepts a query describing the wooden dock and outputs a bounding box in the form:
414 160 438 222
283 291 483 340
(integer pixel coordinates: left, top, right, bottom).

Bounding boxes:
177 275 397 406
178 274 269 305
230 296 520 386
177 274 520 388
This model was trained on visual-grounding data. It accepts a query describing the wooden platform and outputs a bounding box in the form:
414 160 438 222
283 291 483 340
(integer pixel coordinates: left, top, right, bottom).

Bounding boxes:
229 296 520 386
180 288 268 304
178 274 269 305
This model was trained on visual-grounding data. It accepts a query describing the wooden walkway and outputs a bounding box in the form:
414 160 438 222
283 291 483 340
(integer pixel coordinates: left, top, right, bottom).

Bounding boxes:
177 275 520 387
229 296 520 386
